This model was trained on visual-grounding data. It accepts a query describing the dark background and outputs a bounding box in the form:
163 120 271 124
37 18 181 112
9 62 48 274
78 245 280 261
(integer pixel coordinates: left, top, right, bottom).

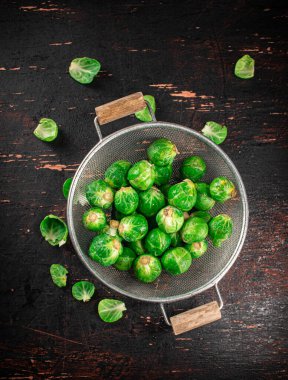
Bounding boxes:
0 0 287 378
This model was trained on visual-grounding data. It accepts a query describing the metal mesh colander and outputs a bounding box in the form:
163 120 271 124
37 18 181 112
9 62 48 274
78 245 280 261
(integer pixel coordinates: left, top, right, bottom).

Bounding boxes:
67 121 248 303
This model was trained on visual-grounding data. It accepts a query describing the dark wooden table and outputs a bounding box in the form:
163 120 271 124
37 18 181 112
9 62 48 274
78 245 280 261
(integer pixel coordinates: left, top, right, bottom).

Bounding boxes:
1 0 287 378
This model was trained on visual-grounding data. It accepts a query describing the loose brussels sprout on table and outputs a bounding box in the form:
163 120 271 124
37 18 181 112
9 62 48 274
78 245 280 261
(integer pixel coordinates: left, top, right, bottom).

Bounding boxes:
202 121 227 145
234 54 255 79
50 264 68 288
89 231 123 266
195 182 216 211
138 186 165 217
209 214 233 247
98 299 126 322
63 177 73 199
209 176 237 202
72 281 95 302
86 179 114 209
114 247 136 271
34 118 58 142
114 186 139 215
162 247 192 275
69 57 101 84
180 156 206 182
168 179 197 211
154 164 173 186
127 160 155 190
156 206 184 234
118 214 148 242
144 228 171 256
147 138 178 167
40 215 68 247
104 160 131 189
181 216 208 244
185 240 208 258
135 95 156 122
134 254 162 283
82 207 107 231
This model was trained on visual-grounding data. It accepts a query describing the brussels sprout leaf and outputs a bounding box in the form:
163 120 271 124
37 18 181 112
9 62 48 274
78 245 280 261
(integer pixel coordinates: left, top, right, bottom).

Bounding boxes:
50 264 68 288
202 121 227 145
234 54 255 79
40 215 68 247
69 57 101 84
98 299 126 322
63 177 73 199
135 95 156 122
33 118 58 142
72 281 95 302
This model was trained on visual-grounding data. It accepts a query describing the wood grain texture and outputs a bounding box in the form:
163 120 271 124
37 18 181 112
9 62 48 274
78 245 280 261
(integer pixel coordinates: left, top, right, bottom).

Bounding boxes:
0 0 287 379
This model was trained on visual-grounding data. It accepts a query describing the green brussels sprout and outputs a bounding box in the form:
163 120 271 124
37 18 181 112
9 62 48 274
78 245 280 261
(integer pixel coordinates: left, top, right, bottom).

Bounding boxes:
202 121 227 145
156 206 184 234
195 182 216 211
86 179 114 209
135 95 156 122
168 179 197 211
170 232 183 247
134 255 162 283
114 186 139 215
234 54 255 79
128 160 155 190
104 160 131 189
147 138 178 167
159 184 171 198
161 247 192 275
50 264 68 288
40 215 68 247
114 247 136 271
138 186 166 217
128 239 146 255
190 210 212 223
89 233 123 266
180 156 206 182
180 217 208 244
144 228 171 256
72 281 95 302
154 164 173 186
118 214 148 242
82 207 107 231
98 299 126 323
185 240 208 258
209 214 233 247
69 57 101 84
100 220 121 238
33 118 58 142
209 176 237 202
63 177 73 199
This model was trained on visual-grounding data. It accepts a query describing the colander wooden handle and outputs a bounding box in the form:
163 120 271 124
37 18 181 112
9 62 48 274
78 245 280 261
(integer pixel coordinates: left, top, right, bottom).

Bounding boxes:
170 301 221 335
95 92 146 125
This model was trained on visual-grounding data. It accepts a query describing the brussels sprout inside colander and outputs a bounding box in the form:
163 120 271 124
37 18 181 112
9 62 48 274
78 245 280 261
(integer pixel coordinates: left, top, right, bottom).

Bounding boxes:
114 186 139 215
168 179 197 211
209 176 237 202
114 247 136 271
144 228 171 256
154 164 173 186
138 186 166 217
127 160 155 190
180 216 208 244
134 254 162 283
147 138 178 167
161 247 192 275
89 233 123 267
180 155 206 182
104 160 131 189
185 240 208 258
82 207 107 231
118 213 148 242
86 179 114 209
208 214 233 247
194 182 216 211
156 206 184 234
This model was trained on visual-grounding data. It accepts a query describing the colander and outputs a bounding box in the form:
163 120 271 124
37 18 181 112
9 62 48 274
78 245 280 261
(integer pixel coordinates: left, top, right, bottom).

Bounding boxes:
67 92 249 335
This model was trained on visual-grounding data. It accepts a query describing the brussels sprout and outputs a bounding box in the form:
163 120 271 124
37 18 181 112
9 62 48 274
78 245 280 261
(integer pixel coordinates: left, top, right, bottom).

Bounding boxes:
98 299 126 323
114 247 136 271
33 118 58 142
40 215 68 247
50 264 68 288
159 184 171 198
234 54 255 79
180 156 206 182
209 176 237 202
168 179 197 211
195 182 216 211
161 247 192 275
86 179 114 209
114 187 139 215
154 164 172 186
185 240 208 258
63 177 73 199
69 57 101 84
118 214 148 242
202 121 227 145
156 206 184 234
104 160 131 189
180 217 208 244
144 228 171 256
100 220 122 238
190 210 212 223
89 233 123 266
128 160 155 190
135 95 156 122
72 281 95 302
138 186 166 217
170 232 183 247
134 255 162 283
128 239 146 255
209 214 233 247
82 207 107 231
147 138 178 167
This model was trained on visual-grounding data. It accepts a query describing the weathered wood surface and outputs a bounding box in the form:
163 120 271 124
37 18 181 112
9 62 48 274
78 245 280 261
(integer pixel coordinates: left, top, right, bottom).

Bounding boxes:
0 0 287 379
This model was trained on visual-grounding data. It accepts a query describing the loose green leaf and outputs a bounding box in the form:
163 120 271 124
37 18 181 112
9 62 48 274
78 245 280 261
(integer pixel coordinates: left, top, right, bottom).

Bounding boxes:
202 121 227 145
98 299 126 322
63 178 73 199
69 57 101 84
50 264 68 287
135 95 156 122
234 54 255 79
40 215 68 247
72 281 95 302
33 118 58 142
